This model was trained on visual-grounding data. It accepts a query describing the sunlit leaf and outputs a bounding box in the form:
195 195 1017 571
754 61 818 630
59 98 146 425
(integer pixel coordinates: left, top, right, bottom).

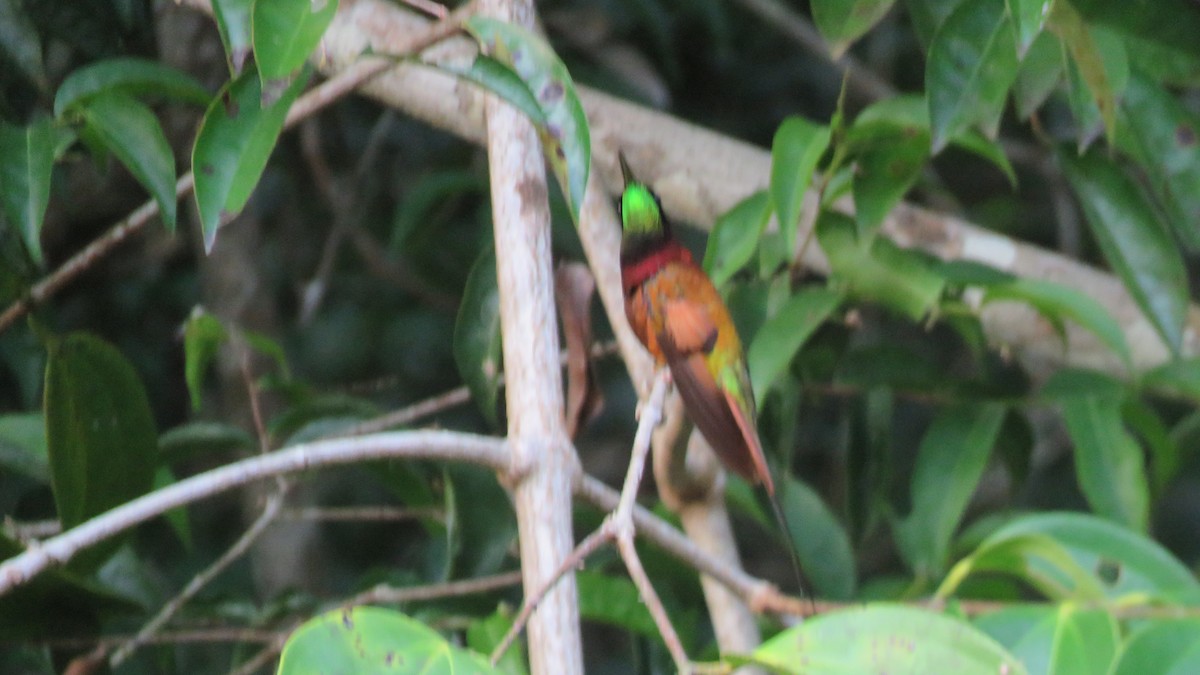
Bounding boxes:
926 0 1018 151
770 116 831 255
277 607 499 674
1112 619 1200 675
1060 149 1188 357
192 66 309 252
704 190 771 288
1048 606 1120 675
751 605 1026 674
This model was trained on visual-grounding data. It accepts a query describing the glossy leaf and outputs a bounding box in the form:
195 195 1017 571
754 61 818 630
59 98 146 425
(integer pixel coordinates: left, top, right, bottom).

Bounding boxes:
751 605 1026 674
212 0 253 74
982 277 1132 369
53 57 210 116
940 530 1104 600
704 190 771 288
895 403 1006 578
1006 0 1051 57
1045 370 1149 531
747 287 840 406
1117 70 1200 252
440 55 546 126
974 606 1057 675
44 333 157 571
183 310 228 411
454 247 502 427
251 0 336 104
1050 606 1119 675
192 66 308 252
770 116 831 255
957 512 1200 602
811 0 897 57
464 17 590 223
0 118 63 265
1060 150 1189 357
1112 619 1200 675
277 607 499 674
818 212 944 320
926 0 1018 151
80 93 177 232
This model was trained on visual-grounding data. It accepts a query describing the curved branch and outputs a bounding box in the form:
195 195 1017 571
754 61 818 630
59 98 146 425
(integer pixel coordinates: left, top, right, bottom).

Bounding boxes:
0 430 508 595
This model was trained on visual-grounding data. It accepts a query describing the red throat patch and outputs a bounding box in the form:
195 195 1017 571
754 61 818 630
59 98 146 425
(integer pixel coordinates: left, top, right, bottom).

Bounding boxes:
621 242 693 294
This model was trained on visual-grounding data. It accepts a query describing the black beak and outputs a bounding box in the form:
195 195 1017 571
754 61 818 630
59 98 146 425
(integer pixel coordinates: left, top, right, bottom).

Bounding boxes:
618 151 635 187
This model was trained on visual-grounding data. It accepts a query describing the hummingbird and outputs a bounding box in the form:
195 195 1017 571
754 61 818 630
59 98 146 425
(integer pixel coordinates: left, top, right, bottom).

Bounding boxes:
616 153 806 594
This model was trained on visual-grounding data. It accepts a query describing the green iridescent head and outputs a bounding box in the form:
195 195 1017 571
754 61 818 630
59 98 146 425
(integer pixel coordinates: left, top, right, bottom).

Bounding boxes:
617 153 668 250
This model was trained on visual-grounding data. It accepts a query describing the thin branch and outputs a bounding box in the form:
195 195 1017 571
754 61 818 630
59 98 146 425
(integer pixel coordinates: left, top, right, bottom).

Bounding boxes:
279 505 445 523
0 430 508 596
346 569 523 606
109 489 288 667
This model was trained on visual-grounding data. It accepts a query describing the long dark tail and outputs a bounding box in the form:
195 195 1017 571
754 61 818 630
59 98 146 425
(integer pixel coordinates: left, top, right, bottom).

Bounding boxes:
765 485 817 616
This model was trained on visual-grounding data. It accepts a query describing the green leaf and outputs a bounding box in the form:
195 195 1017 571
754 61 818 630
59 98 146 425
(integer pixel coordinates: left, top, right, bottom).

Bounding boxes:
982 277 1132 368
1043 370 1149 531
444 465 516 578
79 93 177 232
852 131 928 236
965 512 1200 602
53 57 210 116
183 310 228 412
1069 0 1200 76
44 333 158 572
466 607 528 675
577 570 660 639
1005 0 1051 57
251 0 337 104
212 0 254 75
703 190 771 288
1050 606 1119 675
926 0 1018 152
0 0 47 90
1112 619 1200 675
811 0 897 57
454 246 503 427
192 66 308 252
159 421 255 465
779 475 857 599
894 403 1006 578
974 606 1057 674
818 212 945 320
1049 3 1126 149
1013 31 1064 119
940 531 1104 600
747 287 840 406
1060 149 1189 357
464 17 590 223
439 56 546 126
0 412 47 481
1116 70 1200 252
770 116 831 255
752 605 1027 674
1142 357 1200 405
277 607 500 674
0 118 64 265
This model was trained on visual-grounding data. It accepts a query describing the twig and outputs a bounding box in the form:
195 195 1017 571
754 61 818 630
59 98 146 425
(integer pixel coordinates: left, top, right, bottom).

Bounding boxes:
109 489 288 667
279 505 444 523
491 373 690 671
0 3 472 336
346 569 523 606
0 430 508 595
